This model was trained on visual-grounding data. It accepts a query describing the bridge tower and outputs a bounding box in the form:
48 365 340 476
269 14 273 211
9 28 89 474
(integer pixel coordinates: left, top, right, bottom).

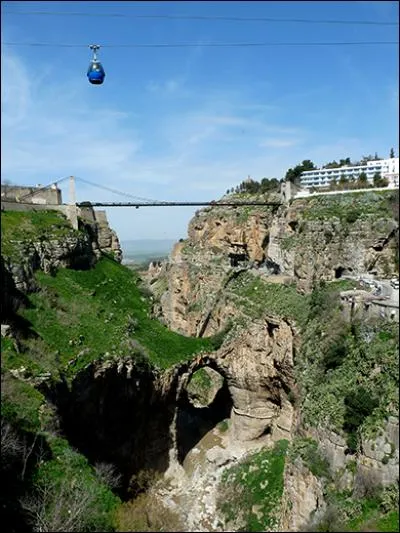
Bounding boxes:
66 175 79 230
69 175 76 205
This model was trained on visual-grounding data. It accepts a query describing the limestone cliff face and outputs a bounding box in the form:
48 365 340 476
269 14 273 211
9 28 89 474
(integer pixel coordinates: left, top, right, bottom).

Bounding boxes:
213 316 296 443
280 460 326 532
79 207 123 263
307 418 399 491
149 204 278 336
186 205 275 263
40 356 176 495
150 192 398 335
146 191 398 530
2 231 97 294
268 200 398 291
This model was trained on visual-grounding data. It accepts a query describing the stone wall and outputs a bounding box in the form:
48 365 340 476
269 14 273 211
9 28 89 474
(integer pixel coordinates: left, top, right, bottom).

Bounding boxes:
1 201 67 214
1 184 62 205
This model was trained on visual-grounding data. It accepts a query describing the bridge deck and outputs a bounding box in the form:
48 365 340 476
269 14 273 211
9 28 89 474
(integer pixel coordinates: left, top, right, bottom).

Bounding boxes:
78 201 281 207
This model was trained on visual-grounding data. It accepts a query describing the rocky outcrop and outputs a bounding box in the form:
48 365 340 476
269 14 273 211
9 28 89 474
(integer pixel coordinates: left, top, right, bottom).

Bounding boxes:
214 316 295 442
268 208 398 292
1 255 27 320
280 459 326 532
2 232 97 294
160 315 296 447
79 207 123 263
91 211 122 263
1 207 122 296
150 192 398 335
41 356 176 495
279 415 399 531
306 417 399 492
186 205 276 264
149 204 278 336
357 416 399 489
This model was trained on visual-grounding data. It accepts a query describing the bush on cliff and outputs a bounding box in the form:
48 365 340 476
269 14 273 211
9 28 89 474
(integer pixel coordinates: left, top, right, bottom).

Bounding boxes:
217 440 289 531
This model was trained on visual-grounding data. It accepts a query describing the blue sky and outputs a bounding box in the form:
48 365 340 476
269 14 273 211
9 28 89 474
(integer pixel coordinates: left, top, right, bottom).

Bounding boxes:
1 1 399 241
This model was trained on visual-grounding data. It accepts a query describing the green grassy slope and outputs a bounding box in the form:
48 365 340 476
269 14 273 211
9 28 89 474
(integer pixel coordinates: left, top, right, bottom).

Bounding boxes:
293 190 398 222
2 256 222 378
1 210 80 258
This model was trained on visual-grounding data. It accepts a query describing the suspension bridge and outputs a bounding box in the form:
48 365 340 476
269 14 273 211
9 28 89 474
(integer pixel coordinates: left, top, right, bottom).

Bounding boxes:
1 175 283 208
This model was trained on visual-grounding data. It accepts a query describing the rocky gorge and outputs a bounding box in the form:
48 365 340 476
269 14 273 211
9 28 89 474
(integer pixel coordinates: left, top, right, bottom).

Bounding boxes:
149 190 399 335
1 189 399 532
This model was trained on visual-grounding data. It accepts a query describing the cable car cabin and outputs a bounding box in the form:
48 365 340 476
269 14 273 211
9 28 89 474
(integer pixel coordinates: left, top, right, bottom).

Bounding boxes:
87 61 105 85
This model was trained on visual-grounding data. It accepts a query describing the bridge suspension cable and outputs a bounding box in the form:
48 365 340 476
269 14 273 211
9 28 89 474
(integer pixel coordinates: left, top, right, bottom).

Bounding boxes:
74 176 166 204
18 176 71 201
72 177 282 207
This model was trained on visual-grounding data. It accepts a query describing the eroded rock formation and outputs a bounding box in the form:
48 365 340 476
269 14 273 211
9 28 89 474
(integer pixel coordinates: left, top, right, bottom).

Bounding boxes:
149 195 398 335
1 207 123 295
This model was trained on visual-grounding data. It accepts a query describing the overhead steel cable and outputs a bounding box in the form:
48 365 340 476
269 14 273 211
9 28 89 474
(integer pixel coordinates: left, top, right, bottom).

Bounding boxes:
18 176 70 201
2 40 398 48
2 10 398 25
74 176 165 204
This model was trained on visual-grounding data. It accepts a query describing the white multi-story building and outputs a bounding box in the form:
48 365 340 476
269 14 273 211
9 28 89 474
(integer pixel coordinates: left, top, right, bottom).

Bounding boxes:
300 157 399 189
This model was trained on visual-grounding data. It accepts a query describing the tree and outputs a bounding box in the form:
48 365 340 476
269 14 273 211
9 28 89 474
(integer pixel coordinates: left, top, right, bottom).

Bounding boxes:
361 154 375 164
390 147 395 158
260 177 279 193
324 160 342 169
236 178 260 194
285 159 317 184
373 172 382 187
21 474 99 532
358 172 368 184
301 159 317 171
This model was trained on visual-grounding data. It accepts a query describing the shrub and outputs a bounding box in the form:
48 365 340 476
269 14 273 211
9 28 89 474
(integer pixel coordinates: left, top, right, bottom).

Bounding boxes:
321 334 348 372
343 388 379 452
290 438 330 479
21 437 120 532
128 468 161 498
345 211 359 224
218 440 289 531
94 462 122 490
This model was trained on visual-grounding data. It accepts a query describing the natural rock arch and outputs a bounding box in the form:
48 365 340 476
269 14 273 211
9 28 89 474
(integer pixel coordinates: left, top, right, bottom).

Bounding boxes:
170 315 296 460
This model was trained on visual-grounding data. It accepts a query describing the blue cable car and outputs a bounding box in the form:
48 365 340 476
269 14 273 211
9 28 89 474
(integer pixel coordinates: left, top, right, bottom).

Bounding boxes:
87 44 105 85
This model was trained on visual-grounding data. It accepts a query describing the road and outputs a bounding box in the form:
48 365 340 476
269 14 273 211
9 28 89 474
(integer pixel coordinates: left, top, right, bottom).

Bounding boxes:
341 274 398 305
378 280 399 306
357 277 399 307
